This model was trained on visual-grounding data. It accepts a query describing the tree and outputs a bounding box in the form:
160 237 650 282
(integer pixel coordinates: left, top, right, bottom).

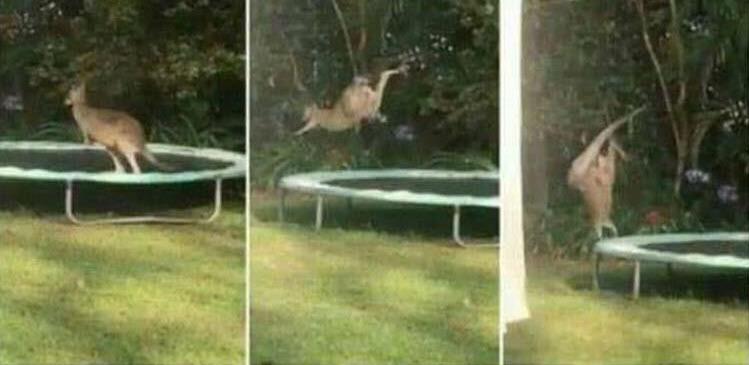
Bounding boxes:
0 0 245 150
633 0 748 194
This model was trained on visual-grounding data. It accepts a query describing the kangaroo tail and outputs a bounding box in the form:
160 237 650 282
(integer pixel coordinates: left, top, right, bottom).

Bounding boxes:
141 149 175 171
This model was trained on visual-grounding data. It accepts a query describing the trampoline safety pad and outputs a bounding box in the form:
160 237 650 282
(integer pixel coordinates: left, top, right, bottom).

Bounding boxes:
592 232 749 299
278 169 500 247
0 141 246 224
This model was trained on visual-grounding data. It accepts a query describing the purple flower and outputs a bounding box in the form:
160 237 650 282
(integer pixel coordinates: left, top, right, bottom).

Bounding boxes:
717 184 739 204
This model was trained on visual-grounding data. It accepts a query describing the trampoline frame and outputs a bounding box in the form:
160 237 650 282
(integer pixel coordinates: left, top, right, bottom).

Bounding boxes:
64 178 223 225
278 169 500 248
592 232 749 299
0 141 245 224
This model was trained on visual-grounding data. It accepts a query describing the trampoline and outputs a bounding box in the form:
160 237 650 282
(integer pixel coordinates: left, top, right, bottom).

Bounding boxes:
0 141 245 224
278 169 500 247
593 232 749 299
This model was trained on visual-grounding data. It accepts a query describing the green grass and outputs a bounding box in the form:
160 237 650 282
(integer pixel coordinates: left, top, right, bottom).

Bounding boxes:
505 255 749 365
250 191 499 365
0 183 246 365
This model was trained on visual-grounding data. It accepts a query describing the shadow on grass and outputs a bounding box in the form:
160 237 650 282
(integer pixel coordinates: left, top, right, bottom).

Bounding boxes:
567 259 749 305
252 190 499 243
505 255 749 365
321 265 497 353
0 179 244 218
250 221 499 364
1 238 165 363
0 207 245 364
301 232 498 284
4 292 153 364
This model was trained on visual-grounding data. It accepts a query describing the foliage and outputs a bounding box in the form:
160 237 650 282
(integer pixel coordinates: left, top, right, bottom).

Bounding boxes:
421 151 498 171
250 0 498 186
0 0 244 151
251 132 388 189
523 0 748 256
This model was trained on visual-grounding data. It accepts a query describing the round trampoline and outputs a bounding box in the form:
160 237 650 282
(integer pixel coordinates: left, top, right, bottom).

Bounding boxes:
592 232 749 298
0 141 245 224
278 169 500 247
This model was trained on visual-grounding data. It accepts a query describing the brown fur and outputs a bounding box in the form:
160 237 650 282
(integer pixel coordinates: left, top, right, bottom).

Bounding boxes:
295 65 407 135
567 107 644 238
65 82 169 173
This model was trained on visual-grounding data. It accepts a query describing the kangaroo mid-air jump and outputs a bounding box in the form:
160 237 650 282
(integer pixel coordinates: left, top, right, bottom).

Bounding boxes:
295 64 408 135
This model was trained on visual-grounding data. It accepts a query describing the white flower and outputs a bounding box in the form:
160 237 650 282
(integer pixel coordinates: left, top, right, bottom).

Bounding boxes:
394 125 415 141
684 169 710 184
1 96 23 111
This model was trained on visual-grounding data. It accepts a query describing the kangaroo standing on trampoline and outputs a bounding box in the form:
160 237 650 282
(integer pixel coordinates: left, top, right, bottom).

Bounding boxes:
65 82 171 174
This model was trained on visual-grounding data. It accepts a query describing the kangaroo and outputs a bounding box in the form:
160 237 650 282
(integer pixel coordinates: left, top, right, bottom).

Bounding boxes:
294 64 407 135
65 82 171 174
567 106 645 238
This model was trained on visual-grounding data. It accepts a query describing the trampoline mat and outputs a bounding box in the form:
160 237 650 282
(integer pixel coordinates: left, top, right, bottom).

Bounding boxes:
0 149 232 173
645 241 749 259
326 177 498 197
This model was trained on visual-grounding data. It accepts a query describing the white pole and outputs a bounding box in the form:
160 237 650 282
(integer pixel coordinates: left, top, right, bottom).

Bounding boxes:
500 0 530 347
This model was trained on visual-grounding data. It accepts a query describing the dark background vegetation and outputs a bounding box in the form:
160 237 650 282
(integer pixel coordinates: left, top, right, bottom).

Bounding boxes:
250 0 499 187
523 0 748 255
0 0 245 151
251 0 748 255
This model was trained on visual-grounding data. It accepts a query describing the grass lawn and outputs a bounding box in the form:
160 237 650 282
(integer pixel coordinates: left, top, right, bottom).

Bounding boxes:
0 182 246 365
250 191 499 365
505 254 749 365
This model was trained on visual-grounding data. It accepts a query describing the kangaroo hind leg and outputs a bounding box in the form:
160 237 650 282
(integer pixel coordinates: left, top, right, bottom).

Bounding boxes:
294 121 317 135
123 151 142 174
105 148 126 173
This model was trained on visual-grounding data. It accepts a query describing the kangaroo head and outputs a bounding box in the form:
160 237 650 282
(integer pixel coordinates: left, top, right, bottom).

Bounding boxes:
65 82 87 106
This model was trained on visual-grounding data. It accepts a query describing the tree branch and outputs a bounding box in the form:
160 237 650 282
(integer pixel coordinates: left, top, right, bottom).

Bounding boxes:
330 0 358 76
634 0 684 157
668 0 687 109
357 0 367 53
634 0 688 194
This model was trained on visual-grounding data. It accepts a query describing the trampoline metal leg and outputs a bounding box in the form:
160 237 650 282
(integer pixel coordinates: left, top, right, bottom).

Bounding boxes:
632 260 641 300
315 195 324 231
451 205 498 248
65 179 223 225
592 253 601 292
666 263 674 279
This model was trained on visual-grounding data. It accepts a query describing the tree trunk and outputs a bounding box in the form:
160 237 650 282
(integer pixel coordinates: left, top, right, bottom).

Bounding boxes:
674 150 686 196
522 130 548 227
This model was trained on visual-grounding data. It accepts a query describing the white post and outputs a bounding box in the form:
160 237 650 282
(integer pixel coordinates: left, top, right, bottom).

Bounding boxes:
315 195 324 230
500 0 529 350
